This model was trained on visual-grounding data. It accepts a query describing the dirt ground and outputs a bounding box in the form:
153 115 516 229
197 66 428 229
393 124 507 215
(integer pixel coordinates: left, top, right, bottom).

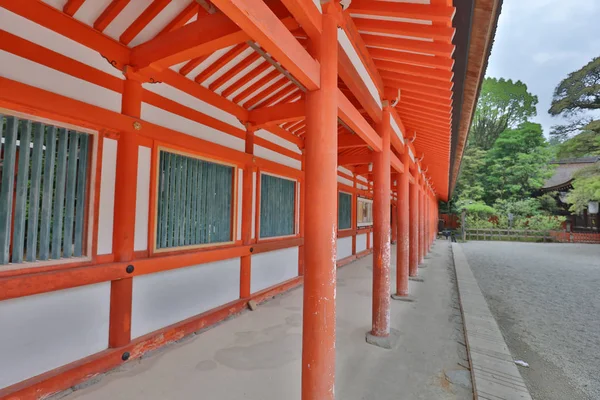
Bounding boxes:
462 241 600 400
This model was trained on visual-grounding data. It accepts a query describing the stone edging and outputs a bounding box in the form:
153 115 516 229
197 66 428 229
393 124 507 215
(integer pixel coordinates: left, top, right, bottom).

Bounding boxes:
451 243 533 400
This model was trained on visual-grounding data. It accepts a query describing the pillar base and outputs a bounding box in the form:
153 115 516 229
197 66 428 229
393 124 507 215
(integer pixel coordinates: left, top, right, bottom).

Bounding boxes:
419 263 428 268
365 332 393 349
391 294 414 302
409 277 425 283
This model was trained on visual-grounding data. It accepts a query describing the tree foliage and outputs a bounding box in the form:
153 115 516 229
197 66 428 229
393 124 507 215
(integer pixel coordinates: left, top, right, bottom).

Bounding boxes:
555 131 600 159
549 56 600 144
484 122 553 203
549 56 600 117
566 163 600 213
469 77 538 150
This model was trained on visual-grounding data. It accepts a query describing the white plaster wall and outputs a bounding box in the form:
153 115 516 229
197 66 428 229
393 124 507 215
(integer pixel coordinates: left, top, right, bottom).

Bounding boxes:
369 232 373 247
97 138 117 255
131 258 241 339
356 233 367 253
1 9 123 79
0 283 110 389
140 103 245 152
143 82 244 130
251 247 299 293
337 28 382 109
337 237 353 261
338 175 354 187
255 129 301 154
254 145 302 170
134 146 151 251
237 169 243 241
0 51 121 113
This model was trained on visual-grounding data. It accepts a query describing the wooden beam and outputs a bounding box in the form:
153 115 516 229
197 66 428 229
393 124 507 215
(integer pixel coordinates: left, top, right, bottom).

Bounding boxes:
262 124 304 147
402 91 453 107
390 152 404 173
120 0 170 45
158 2 201 36
338 153 373 166
338 133 369 149
361 34 454 58
379 70 454 90
63 0 86 16
354 19 455 43
2 0 130 68
95 0 131 31
349 0 455 23
211 0 320 91
368 48 454 70
375 60 453 82
248 100 305 126
384 80 452 100
338 89 382 152
278 0 386 123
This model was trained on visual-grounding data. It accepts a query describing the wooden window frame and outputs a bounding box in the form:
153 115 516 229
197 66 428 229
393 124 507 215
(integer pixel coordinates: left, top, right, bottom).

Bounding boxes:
0 108 98 273
150 145 239 255
338 190 353 231
256 170 299 242
357 196 374 228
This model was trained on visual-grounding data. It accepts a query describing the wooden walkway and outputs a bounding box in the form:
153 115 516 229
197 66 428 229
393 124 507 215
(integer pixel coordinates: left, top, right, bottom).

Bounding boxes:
452 243 533 400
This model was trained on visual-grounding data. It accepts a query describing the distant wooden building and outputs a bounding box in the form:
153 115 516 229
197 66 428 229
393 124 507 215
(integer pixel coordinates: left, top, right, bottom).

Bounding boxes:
539 156 600 232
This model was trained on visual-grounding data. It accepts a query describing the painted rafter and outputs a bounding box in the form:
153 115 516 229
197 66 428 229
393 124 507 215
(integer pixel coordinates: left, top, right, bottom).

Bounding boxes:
368 48 454 71
380 72 453 92
194 43 248 84
338 89 382 152
348 0 455 24
384 81 452 100
361 34 454 58
210 0 320 91
248 100 305 126
94 0 131 31
353 19 455 43
375 60 453 82
120 0 171 45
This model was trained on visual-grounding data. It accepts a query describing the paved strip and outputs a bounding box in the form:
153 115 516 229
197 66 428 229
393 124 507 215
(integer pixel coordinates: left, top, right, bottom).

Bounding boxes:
452 243 533 400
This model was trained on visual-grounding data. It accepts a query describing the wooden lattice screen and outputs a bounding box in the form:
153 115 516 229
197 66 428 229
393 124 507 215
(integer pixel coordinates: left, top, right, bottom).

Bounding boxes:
156 150 233 249
0 115 91 265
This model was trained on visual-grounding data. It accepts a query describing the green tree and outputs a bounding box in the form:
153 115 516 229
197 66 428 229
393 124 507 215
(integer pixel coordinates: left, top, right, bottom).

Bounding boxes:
566 163 600 213
453 146 487 205
484 122 553 203
549 56 600 142
556 131 600 159
469 77 538 150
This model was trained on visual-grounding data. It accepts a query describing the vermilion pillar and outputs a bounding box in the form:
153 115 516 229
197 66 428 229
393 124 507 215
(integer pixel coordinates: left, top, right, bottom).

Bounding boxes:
391 200 398 244
418 179 425 263
423 186 431 253
240 127 255 298
109 75 141 348
392 150 410 299
302 2 339 399
409 173 419 277
367 107 392 347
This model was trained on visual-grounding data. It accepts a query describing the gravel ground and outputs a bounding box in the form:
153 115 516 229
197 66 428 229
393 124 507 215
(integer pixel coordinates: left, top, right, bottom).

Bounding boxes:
462 241 600 400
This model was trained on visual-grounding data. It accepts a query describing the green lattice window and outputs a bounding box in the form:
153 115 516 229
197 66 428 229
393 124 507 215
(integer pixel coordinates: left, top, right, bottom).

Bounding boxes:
338 192 352 230
156 151 234 249
260 174 296 238
0 115 92 265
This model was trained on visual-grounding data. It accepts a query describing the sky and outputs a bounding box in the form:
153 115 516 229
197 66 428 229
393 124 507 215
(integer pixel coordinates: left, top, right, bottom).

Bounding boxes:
485 0 600 136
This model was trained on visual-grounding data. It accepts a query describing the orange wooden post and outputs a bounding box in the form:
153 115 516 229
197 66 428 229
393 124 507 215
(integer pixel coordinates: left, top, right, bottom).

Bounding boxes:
367 107 392 347
409 173 419 277
391 195 397 244
351 178 357 255
298 151 306 275
418 179 425 264
392 150 410 299
301 2 339 399
425 188 429 254
240 127 255 298
109 74 141 348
